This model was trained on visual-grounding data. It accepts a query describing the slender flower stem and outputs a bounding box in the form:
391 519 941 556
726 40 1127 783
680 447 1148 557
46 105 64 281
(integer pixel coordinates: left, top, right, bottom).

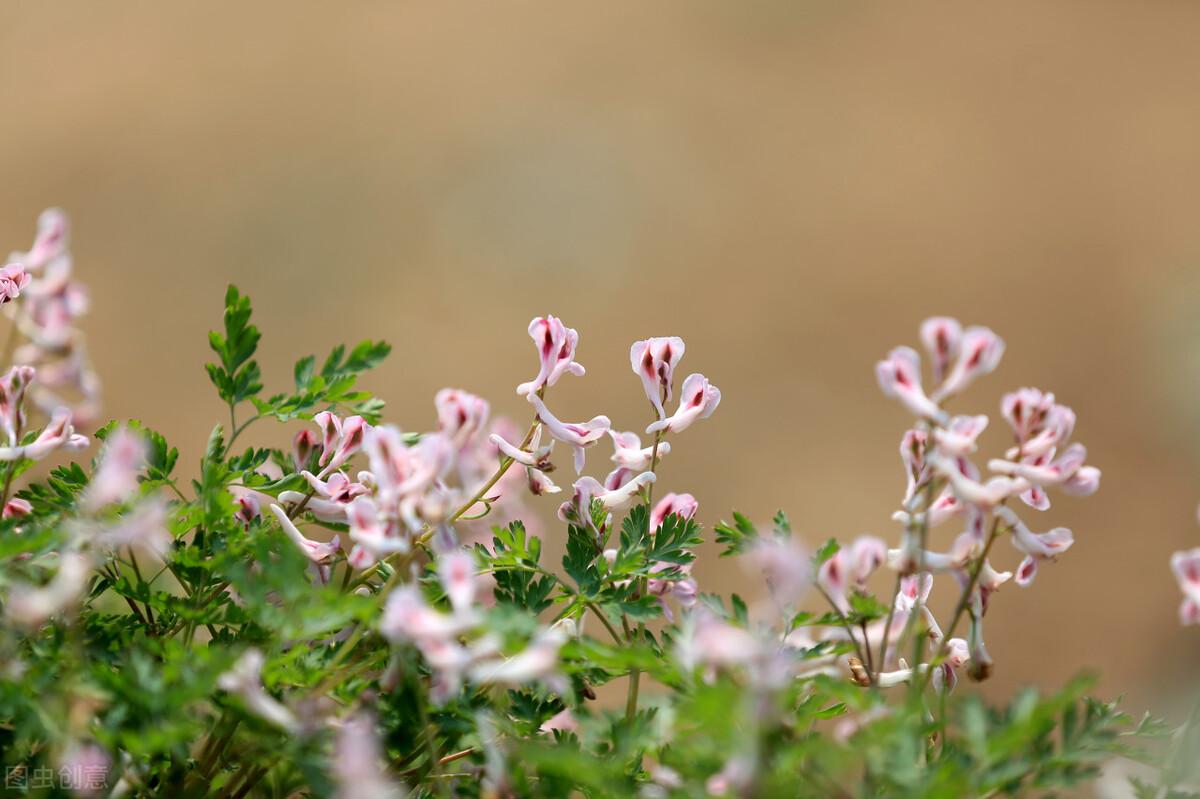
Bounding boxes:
815 584 870 670
874 571 904 683
626 397 667 722
915 514 1006 693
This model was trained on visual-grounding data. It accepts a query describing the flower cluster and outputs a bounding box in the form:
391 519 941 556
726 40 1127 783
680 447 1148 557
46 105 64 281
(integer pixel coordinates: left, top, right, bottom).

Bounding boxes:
0 241 1174 799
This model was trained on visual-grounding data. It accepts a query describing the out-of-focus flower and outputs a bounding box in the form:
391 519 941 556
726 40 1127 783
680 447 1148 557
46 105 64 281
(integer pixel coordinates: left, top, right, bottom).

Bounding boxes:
0 264 30 303
6 551 91 626
646 373 721 436
436 388 490 449
58 742 110 799
332 714 407 799
630 337 685 419
467 628 565 686
270 504 341 564
292 428 319 471
91 498 171 558
748 535 810 605
217 649 298 732
932 414 988 456
82 426 147 510
919 316 962 384
900 429 928 505
676 608 760 671
9 207 69 272
516 316 585 396
1170 548 1200 625
3 497 31 519
438 549 476 614
526 394 610 474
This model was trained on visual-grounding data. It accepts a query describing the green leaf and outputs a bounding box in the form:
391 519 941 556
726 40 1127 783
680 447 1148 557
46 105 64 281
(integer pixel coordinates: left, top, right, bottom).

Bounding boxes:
714 511 758 557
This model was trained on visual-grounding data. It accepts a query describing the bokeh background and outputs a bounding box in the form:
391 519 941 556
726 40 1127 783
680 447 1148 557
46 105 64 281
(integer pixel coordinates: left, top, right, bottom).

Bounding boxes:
3 1 1199 715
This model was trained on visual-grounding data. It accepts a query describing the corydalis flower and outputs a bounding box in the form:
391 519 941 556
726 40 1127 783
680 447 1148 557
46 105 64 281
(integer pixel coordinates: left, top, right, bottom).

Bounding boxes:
608 429 671 471
436 388 490 449
996 505 1074 587
279 470 371 523
217 649 298 732
646 373 721 436
817 536 888 611
270 504 341 564
332 715 406 799
490 426 559 496
0 365 34 446
1171 548 1200 625
313 412 369 476
0 407 88 462
875 347 945 423
630 337 685 419
0 264 30 303
526 394 610 474
9 207 69 272
558 473 655 524
650 492 698 532
516 316 585 396
5 551 91 626
930 325 1004 402
82 426 147 510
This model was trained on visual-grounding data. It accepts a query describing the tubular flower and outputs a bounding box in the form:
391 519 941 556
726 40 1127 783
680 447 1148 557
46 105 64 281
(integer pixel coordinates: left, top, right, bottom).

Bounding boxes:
82 426 147 510
516 315 585 396
0 407 88 462
650 492 698 532
646 373 721 436
313 412 369 476
919 316 962 384
930 325 1005 402
608 429 671 471
1171 548 1200 625
436 388 490 449
526 394 610 474
269 504 341 564
875 347 945 423
630 336 685 419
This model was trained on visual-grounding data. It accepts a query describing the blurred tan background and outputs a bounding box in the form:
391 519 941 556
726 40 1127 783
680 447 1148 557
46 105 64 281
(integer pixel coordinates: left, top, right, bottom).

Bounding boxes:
2 1 1199 713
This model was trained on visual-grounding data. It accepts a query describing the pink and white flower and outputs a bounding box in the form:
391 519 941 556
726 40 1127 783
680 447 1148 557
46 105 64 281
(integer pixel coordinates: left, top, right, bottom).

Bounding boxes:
269 504 341 564
650 492 698 532
526 394 610 474
1170 548 1200 625
516 316 585 396
930 326 1004 402
630 336 685 419
9 207 69 272
608 429 671 471
0 264 30 304
83 426 147 510
646 373 721 436
0 407 89 462
436 388 490 448
919 317 962 384
875 347 945 423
